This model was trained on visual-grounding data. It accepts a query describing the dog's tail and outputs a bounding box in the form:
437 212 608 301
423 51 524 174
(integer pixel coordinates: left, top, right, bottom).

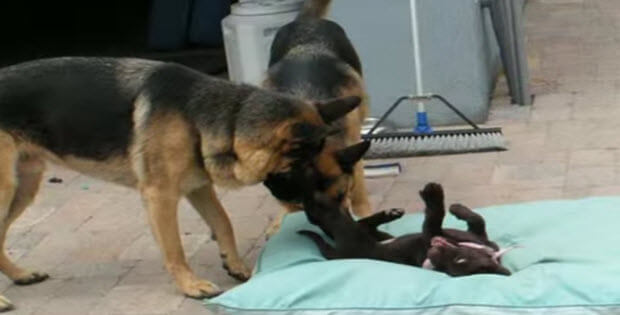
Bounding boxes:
298 230 340 259
298 0 331 19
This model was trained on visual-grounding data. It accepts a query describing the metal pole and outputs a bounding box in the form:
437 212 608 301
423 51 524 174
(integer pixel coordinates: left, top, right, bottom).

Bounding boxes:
510 0 533 105
486 0 532 106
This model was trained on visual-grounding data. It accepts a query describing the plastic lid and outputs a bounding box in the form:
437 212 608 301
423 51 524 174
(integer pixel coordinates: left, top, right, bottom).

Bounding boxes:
231 0 304 16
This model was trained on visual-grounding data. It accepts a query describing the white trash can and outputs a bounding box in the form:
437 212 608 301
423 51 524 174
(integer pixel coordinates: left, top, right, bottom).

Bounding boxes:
221 0 304 86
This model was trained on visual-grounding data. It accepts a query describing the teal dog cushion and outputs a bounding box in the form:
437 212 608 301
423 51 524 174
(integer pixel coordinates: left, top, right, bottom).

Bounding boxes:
205 197 620 314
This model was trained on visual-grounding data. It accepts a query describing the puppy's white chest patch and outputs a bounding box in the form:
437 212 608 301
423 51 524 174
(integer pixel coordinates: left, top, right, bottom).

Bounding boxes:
380 238 396 245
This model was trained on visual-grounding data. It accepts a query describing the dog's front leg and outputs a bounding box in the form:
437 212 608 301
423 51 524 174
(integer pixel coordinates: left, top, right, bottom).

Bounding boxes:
141 186 222 298
349 162 372 217
186 185 251 281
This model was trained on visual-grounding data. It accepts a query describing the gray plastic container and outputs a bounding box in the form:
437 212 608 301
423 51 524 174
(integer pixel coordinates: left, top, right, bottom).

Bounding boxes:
328 0 502 127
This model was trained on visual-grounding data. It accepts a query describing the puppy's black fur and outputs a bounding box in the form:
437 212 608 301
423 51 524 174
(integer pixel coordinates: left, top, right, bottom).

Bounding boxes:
298 172 511 277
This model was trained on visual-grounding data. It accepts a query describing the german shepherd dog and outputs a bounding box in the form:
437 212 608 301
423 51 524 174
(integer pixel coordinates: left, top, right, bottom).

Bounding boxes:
0 57 361 310
262 0 371 233
299 175 513 277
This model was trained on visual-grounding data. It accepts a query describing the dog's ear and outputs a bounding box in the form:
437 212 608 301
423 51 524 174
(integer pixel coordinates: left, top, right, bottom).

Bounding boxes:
335 141 371 174
285 123 328 159
316 96 361 123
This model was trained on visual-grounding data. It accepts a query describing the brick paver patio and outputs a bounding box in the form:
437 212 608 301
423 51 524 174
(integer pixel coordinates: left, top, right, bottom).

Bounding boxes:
4 0 620 313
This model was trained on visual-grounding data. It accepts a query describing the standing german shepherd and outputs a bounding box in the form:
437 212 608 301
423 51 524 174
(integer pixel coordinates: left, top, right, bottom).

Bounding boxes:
263 0 372 232
0 57 360 310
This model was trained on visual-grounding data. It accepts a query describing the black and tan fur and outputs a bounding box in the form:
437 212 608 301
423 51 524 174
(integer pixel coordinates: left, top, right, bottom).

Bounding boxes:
0 57 361 310
262 0 371 233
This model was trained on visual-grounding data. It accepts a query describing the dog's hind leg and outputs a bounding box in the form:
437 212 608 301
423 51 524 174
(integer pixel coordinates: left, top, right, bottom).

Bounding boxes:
186 185 251 281
449 204 488 239
0 134 17 312
4 154 48 286
0 135 48 286
0 135 48 311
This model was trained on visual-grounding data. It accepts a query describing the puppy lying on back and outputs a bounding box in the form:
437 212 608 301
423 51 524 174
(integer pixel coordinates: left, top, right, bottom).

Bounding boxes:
299 177 513 276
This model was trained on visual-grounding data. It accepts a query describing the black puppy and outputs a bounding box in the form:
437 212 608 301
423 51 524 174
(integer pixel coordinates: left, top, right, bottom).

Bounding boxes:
299 180 513 276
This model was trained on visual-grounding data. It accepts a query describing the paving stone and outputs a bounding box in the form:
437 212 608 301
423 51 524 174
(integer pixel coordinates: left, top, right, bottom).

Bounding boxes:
498 146 568 165
589 185 620 196
565 166 615 189
569 149 615 166
8 2 620 313
530 93 574 122
2 279 65 315
492 163 567 189
31 276 120 315
89 274 183 315
170 298 212 315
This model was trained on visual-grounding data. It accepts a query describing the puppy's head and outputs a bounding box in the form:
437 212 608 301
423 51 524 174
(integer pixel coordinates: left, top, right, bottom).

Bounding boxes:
424 236 512 277
264 140 370 210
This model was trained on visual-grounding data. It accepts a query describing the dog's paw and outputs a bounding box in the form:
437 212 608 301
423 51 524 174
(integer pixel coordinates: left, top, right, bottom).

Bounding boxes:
419 183 444 203
222 258 251 282
0 295 13 312
385 208 405 219
13 271 49 286
181 278 223 299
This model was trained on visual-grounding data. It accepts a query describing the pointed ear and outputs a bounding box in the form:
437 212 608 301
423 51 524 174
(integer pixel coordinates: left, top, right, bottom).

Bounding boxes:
335 141 371 173
285 123 328 159
316 96 361 123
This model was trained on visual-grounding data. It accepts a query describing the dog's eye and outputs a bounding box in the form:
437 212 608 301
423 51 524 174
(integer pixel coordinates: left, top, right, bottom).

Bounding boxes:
454 257 467 264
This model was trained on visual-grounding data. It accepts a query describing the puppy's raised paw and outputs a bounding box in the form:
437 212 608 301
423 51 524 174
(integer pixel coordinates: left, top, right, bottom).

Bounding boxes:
419 183 444 203
385 208 405 219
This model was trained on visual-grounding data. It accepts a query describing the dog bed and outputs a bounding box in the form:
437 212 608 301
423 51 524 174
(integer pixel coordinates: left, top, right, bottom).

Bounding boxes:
205 197 620 314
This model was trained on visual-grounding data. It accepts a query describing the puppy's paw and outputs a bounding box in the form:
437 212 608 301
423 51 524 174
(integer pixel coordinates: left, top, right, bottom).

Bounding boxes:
419 183 444 204
385 208 405 219
449 203 472 218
